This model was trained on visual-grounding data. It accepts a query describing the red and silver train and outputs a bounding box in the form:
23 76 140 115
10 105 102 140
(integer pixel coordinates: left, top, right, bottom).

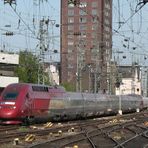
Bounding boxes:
0 83 147 124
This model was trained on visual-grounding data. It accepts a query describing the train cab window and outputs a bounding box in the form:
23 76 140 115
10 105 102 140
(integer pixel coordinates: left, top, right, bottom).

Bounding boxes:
3 92 18 100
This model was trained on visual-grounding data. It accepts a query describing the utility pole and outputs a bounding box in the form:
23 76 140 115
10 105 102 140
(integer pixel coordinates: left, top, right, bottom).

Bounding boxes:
131 47 136 94
37 18 49 84
76 39 85 92
94 46 99 93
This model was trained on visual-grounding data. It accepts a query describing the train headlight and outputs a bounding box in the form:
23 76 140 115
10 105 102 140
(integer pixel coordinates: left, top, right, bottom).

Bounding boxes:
12 106 16 109
9 106 16 109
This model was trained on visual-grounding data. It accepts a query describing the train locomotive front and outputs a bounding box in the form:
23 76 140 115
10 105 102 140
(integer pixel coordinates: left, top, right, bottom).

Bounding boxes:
0 83 29 124
0 83 64 124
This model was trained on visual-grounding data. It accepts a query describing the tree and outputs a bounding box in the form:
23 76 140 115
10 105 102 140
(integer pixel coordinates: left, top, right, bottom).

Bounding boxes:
62 82 75 91
15 51 39 83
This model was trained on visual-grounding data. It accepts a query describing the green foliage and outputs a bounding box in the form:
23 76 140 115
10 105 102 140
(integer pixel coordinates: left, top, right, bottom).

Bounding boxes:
15 51 39 83
44 72 51 85
62 82 75 91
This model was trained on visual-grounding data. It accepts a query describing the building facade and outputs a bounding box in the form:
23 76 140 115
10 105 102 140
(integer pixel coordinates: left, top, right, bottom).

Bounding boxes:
61 0 112 92
115 66 141 95
0 52 19 93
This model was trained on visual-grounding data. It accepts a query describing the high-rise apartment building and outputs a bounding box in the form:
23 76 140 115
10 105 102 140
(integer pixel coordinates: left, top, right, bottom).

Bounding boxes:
61 0 112 93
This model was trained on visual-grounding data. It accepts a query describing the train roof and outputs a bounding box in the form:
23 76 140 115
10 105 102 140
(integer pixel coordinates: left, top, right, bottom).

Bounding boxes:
6 83 65 91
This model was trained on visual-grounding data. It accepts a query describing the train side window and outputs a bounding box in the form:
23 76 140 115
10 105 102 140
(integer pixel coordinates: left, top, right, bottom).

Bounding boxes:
32 86 48 92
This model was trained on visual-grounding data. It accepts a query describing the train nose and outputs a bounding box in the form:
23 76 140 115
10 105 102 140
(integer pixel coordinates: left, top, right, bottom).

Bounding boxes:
0 105 17 118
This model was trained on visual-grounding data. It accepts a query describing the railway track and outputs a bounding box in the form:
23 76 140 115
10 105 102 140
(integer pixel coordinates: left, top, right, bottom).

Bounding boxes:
25 111 148 148
0 111 148 148
0 125 19 132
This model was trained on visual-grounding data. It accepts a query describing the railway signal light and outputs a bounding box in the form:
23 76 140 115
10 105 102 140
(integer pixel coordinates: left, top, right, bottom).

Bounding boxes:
4 0 16 5
115 81 120 88
115 77 121 88
74 32 81 36
5 31 14 36
143 0 148 4
68 0 80 6
53 49 58 53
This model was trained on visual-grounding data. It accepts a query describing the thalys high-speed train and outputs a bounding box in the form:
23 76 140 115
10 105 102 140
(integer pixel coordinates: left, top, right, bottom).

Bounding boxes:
0 83 145 124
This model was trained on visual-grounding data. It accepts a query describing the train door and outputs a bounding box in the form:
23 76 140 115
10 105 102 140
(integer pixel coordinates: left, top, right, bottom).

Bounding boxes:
24 93 33 116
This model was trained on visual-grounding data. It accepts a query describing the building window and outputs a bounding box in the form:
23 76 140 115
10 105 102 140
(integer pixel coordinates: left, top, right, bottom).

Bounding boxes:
79 25 87 30
92 24 97 30
79 2 87 8
68 64 74 69
104 19 110 25
104 34 110 39
68 31 74 35
104 26 110 32
68 25 74 30
68 40 74 45
92 32 97 39
91 40 97 46
79 9 87 16
105 41 110 47
92 1 98 8
68 9 74 16
104 11 109 17
105 3 111 9
67 53 74 62
92 9 97 15
68 34 73 39
68 17 74 23
79 17 87 23
68 2 74 7
81 32 87 38
92 16 98 23
68 47 73 53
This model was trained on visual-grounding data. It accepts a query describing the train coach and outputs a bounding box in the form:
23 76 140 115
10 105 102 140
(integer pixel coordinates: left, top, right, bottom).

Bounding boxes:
0 83 145 124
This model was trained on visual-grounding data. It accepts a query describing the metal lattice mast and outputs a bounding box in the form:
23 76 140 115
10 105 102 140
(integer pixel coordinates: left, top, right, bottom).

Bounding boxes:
37 18 49 84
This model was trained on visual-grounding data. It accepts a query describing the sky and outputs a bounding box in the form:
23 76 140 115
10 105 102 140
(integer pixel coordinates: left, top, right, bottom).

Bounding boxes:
113 0 148 66
0 0 148 65
0 0 60 62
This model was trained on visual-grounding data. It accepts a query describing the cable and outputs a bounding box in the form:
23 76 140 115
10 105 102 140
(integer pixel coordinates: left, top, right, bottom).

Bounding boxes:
116 2 145 31
9 4 37 38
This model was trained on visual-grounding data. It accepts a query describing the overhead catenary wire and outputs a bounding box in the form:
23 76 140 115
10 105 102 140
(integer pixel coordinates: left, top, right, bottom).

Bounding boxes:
116 0 146 31
9 4 38 39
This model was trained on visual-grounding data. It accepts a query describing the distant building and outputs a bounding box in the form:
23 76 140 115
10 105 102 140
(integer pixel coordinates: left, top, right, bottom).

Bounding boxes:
116 66 141 95
0 52 19 93
61 0 112 92
44 62 60 85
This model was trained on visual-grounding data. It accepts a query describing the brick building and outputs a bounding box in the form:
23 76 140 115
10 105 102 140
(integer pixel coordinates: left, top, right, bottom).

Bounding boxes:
60 0 112 92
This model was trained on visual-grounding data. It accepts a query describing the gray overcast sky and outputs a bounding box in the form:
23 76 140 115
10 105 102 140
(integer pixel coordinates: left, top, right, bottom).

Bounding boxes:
0 0 148 65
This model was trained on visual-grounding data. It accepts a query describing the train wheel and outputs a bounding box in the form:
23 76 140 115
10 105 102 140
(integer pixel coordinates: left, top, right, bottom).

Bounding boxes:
76 114 83 120
62 114 68 121
23 116 34 126
22 117 29 126
28 116 35 125
53 115 61 122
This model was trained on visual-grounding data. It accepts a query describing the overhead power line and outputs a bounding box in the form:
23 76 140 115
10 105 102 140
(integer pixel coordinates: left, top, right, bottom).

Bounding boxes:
117 1 147 31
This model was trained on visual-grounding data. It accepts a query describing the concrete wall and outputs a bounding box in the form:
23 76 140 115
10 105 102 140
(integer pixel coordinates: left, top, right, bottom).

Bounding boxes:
0 76 19 87
0 53 19 64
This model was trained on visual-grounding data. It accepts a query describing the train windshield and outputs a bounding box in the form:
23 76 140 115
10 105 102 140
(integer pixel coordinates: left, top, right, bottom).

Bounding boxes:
3 92 18 100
